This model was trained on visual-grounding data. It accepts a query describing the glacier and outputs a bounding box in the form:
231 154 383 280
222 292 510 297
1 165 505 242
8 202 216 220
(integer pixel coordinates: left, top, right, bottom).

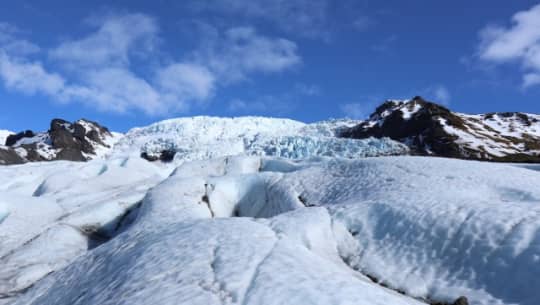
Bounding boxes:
112 116 407 163
0 116 539 305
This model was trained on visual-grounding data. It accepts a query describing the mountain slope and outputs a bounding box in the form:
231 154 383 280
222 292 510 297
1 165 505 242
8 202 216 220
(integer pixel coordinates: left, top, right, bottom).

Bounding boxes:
340 96 540 162
1 119 121 165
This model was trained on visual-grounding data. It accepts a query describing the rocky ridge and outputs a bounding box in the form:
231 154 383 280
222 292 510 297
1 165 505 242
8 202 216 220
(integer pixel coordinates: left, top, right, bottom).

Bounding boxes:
0 119 119 165
340 96 540 162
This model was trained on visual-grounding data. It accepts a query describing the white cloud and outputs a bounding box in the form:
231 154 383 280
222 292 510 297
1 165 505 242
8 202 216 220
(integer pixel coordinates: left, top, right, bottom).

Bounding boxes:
155 63 216 108
340 103 368 119
192 0 330 38
228 95 294 114
295 83 320 96
228 99 267 112
195 26 301 82
478 4 540 88
352 15 374 32
0 14 301 116
0 22 40 56
156 63 215 100
523 73 540 88
428 85 451 105
66 68 163 114
0 52 65 97
50 13 158 67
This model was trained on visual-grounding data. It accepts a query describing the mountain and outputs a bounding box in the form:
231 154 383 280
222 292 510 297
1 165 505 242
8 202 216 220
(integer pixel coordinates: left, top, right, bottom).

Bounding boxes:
339 96 540 162
0 119 121 165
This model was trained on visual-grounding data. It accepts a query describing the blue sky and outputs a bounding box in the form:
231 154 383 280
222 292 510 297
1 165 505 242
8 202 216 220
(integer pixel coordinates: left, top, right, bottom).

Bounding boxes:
1 0 540 132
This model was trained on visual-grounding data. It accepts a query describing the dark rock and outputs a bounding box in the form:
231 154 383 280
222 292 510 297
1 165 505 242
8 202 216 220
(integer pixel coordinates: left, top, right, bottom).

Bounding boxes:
341 97 465 159
453 296 468 305
340 96 540 162
0 147 25 165
5 130 35 146
141 152 159 162
72 123 87 141
86 130 101 143
50 118 71 132
54 147 86 162
159 150 176 162
1 118 113 165
50 127 78 150
141 149 176 162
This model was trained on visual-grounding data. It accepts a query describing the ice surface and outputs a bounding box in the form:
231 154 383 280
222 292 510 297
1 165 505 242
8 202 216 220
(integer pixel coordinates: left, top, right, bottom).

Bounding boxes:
2 116 539 305
0 157 165 302
5 155 540 305
111 116 407 164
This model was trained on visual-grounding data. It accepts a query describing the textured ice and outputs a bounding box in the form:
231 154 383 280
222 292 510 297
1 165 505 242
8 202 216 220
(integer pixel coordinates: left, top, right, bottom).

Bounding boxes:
246 135 408 159
0 157 165 303
7 156 540 305
2 116 539 305
111 116 407 163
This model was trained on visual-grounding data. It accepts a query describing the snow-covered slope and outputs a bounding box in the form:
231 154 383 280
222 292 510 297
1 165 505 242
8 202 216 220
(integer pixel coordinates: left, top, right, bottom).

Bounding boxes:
112 116 407 163
341 96 540 162
3 155 540 305
0 130 12 146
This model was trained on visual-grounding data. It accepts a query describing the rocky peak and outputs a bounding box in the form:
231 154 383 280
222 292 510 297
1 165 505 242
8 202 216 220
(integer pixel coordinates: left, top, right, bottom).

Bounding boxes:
0 118 118 165
340 97 540 162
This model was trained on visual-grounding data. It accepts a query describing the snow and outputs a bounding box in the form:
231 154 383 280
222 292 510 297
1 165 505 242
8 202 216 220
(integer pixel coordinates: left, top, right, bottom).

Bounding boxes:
0 157 165 303
2 155 539 305
401 102 422 119
0 130 12 146
2 116 540 305
439 112 540 158
112 116 407 164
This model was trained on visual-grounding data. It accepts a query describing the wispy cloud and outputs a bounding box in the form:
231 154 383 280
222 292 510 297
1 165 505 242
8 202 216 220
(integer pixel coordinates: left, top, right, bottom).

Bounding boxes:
0 13 302 116
352 15 375 32
0 53 65 97
371 35 397 53
193 26 301 83
421 85 451 105
50 13 158 68
477 4 540 88
228 95 294 115
294 83 320 96
191 0 331 39
0 22 40 56
340 102 369 119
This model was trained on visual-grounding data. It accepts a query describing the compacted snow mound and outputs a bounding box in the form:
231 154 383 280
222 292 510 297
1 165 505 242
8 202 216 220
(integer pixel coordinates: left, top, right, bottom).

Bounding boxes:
0 130 13 146
111 116 407 163
10 156 540 305
12 156 424 305
0 157 166 303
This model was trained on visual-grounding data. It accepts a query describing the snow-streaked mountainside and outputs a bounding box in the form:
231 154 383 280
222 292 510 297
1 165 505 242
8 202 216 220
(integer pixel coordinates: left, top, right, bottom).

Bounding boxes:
341 96 540 162
1 115 540 305
0 119 121 165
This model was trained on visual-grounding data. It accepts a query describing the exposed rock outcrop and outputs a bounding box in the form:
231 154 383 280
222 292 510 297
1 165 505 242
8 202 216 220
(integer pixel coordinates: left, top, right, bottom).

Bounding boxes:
0 119 119 165
340 96 540 162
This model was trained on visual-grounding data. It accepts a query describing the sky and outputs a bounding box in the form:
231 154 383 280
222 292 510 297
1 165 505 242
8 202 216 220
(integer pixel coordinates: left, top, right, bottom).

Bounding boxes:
1 0 540 132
